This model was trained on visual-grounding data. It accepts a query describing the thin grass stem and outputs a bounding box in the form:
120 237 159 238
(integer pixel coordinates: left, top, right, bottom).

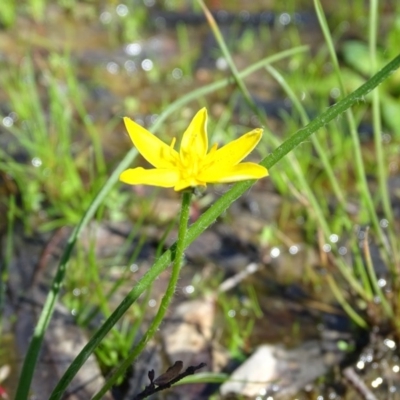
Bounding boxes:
196 0 254 110
92 191 192 399
153 46 309 129
0 196 16 315
265 65 347 208
326 274 368 328
362 229 394 320
313 0 390 262
369 0 399 268
264 66 372 298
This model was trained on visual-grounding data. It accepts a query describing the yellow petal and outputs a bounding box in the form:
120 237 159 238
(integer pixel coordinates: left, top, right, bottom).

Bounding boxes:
199 162 268 183
173 177 206 192
179 108 208 163
204 128 263 169
124 117 178 168
119 167 179 187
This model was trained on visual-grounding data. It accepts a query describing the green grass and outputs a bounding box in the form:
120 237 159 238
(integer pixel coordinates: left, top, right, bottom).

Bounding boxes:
0 56 116 231
1 0 400 398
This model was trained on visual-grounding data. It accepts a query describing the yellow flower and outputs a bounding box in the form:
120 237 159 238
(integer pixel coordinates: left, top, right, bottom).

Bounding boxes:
119 108 268 191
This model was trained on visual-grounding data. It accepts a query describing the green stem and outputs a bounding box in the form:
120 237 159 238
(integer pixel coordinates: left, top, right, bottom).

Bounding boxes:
1 196 16 314
92 191 192 399
369 0 399 268
326 275 368 329
265 66 372 299
153 46 308 129
314 0 389 258
362 229 394 320
265 65 348 209
197 0 254 109
263 56 400 168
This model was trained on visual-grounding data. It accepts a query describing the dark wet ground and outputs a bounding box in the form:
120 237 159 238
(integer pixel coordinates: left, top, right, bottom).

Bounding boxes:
1 1 400 399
